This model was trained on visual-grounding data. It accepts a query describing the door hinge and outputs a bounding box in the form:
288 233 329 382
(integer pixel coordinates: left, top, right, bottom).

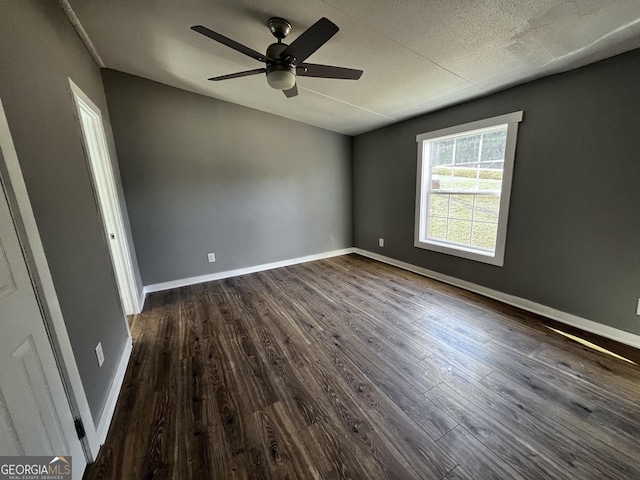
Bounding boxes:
74 418 86 440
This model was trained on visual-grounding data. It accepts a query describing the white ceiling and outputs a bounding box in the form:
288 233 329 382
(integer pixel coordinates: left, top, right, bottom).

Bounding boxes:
66 0 640 135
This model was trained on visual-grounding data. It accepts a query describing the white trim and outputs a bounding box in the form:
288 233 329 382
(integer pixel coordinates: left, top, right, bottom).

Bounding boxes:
139 288 147 312
354 249 640 350
58 0 105 68
68 79 141 315
96 337 132 445
143 248 356 296
416 111 523 143
0 98 101 460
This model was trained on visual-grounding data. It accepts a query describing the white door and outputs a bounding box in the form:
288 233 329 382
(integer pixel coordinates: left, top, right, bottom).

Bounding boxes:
0 173 86 478
69 79 140 315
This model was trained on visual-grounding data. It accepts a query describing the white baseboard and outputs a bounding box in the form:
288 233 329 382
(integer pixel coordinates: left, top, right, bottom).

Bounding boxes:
96 336 133 444
142 248 356 297
138 287 146 313
138 245 640 348
355 249 640 350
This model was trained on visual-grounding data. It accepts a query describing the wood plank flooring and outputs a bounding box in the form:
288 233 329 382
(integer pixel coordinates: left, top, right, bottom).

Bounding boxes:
83 254 640 479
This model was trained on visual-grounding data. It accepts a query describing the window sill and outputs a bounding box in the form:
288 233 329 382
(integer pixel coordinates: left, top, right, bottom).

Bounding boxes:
414 239 504 266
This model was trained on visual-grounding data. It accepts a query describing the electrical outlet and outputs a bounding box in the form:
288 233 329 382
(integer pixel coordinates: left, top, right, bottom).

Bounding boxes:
95 342 104 368
208 252 216 263
636 298 640 316
378 238 384 247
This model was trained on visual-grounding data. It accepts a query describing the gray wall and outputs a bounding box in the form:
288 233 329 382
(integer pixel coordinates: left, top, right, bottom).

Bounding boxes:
354 48 640 336
0 1 140 424
101 70 353 286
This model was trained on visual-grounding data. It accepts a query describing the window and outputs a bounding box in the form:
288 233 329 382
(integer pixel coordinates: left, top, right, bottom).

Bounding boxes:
415 111 523 266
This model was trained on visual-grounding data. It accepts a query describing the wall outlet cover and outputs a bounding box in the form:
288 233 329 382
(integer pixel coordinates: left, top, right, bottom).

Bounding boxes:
208 253 216 263
379 238 384 247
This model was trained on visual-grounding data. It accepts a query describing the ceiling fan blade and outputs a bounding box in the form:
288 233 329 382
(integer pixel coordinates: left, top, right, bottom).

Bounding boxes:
191 25 271 62
297 63 363 80
283 84 298 98
279 18 339 63
208 68 266 81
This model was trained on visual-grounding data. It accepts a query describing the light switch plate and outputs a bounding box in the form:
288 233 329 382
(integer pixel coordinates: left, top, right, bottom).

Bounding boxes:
95 342 104 367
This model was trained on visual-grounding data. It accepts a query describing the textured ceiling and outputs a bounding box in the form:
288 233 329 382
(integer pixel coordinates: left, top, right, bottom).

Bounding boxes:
66 0 640 135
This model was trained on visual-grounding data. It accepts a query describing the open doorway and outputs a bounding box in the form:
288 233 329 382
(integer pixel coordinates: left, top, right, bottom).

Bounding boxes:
68 79 140 315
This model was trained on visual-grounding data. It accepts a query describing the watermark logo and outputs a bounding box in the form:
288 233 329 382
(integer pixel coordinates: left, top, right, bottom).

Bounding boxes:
0 456 72 480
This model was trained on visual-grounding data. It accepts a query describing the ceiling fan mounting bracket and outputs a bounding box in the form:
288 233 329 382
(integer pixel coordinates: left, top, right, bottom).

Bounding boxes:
268 17 292 40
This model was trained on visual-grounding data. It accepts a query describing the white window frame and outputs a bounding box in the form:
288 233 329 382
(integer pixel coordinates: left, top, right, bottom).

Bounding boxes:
414 111 523 266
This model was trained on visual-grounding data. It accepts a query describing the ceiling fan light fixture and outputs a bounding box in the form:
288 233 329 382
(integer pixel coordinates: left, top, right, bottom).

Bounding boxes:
266 64 296 90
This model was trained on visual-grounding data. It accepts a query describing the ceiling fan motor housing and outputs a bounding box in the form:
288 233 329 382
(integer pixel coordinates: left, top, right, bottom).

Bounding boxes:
266 42 289 60
266 42 296 90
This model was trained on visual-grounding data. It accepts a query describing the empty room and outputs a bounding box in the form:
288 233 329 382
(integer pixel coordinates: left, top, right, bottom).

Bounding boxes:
1 1 640 479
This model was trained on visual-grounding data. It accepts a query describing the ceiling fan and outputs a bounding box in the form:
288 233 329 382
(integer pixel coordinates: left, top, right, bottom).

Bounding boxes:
191 17 363 98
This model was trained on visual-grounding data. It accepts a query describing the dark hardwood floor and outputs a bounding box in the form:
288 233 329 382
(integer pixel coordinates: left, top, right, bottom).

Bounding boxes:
83 254 640 479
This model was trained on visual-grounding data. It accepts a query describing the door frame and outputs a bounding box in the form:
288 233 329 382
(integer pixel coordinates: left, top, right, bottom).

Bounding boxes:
0 97 101 460
68 79 141 315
